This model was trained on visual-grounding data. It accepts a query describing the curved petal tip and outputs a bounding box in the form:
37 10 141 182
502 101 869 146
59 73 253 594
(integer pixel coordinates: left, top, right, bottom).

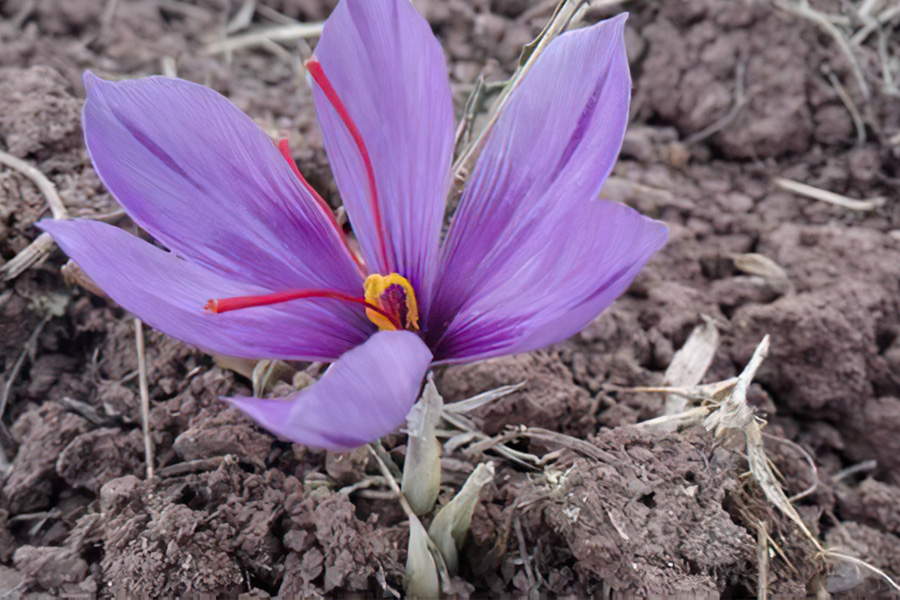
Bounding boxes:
226 330 433 451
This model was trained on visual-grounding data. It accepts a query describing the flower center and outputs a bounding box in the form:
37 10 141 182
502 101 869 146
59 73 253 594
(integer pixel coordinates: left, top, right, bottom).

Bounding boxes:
204 274 418 333
364 273 419 331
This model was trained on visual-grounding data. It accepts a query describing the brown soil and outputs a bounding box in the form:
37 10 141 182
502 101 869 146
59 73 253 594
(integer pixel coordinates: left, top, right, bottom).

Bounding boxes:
2 0 900 597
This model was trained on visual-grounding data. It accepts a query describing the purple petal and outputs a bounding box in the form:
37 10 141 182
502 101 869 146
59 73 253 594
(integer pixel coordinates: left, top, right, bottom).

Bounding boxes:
310 0 455 311
226 330 432 451
432 15 635 344
39 219 372 361
432 200 667 362
82 72 362 293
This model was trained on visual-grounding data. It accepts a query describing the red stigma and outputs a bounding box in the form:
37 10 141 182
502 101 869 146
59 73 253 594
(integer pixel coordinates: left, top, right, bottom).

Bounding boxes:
204 288 402 330
277 138 363 272
306 58 391 272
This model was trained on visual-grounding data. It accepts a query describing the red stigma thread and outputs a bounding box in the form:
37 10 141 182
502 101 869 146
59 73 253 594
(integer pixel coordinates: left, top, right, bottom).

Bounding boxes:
205 289 402 330
277 138 363 272
306 58 391 272
277 138 334 222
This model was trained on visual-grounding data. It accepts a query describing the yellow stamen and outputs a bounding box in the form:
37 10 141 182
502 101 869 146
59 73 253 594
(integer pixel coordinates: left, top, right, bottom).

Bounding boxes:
364 273 419 331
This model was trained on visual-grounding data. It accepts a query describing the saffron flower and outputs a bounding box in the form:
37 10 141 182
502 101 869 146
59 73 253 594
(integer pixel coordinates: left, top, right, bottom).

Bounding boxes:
40 0 667 450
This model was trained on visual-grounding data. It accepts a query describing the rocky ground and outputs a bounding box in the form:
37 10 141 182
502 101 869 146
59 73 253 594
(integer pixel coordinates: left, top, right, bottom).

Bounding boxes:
1 0 899 597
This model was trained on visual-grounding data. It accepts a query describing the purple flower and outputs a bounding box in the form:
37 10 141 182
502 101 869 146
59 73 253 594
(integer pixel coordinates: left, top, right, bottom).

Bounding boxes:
40 0 667 451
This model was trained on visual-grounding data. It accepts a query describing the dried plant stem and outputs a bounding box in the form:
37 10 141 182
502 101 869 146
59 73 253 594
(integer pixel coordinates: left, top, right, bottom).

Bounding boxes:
856 0 883 19
366 444 416 520
451 0 588 184
757 521 769 600
0 151 70 282
255 4 298 26
156 0 213 20
157 456 227 478
100 0 118 31
514 516 537 590
636 336 900 590
0 151 67 219
204 22 323 55
134 318 155 480
1 234 56 282
851 4 900 45
832 459 877 483
225 0 256 35
762 432 819 502
774 177 886 211
685 59 747 145
772 0 870 101
823 551 900 594
824 68 866 146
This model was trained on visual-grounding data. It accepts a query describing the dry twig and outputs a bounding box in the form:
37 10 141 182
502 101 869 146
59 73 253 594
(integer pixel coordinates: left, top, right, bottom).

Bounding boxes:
757 521 770 600
772 0 870 100
762 432 819 503
824 67 867 146
774 177 886 211
225 0 256 35
832 459 877 483
685 59 748 145
0 150 69 282
204 22 323 55
134 319 155 480
823 551 900 594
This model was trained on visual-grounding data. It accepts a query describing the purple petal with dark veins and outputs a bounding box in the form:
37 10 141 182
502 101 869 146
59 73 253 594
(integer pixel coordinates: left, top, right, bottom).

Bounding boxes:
431 199 667 362
310 0 455 315
226 330 432 450
39 219 372 361
430 15 668 359
82 72 362 294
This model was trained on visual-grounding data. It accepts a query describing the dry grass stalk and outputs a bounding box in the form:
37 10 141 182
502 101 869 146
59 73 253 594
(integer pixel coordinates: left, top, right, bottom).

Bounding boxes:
134 319 155 480
774 176 886 211
0 150 69 281
225 0 256 35
685 58 748 145
771 0 870 100
203 22 324 55
823 551 900 594
757 521 770 600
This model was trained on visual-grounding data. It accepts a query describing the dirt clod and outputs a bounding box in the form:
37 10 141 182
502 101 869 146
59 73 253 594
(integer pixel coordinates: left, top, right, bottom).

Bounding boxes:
528 427 754 596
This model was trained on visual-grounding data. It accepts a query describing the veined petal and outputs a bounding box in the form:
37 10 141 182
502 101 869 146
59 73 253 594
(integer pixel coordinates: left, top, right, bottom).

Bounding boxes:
310 0 455 312
226 330 432 451
82 72 362 293
432 200 667 362
39 219 372 361
432 15 634 341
